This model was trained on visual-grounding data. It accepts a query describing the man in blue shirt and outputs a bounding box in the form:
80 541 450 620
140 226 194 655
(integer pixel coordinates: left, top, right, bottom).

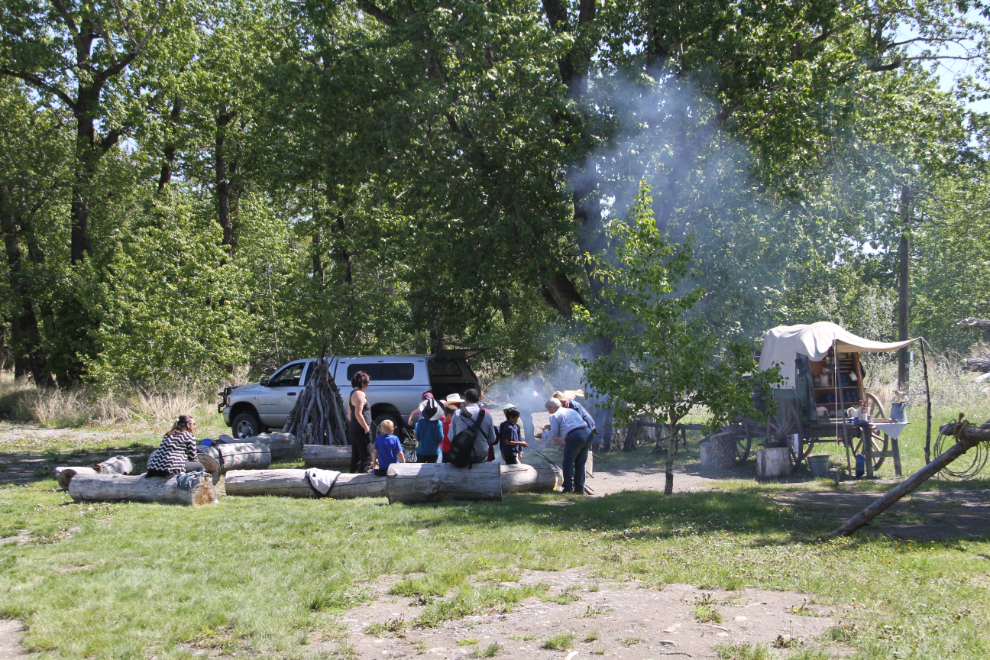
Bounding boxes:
538 397 592 494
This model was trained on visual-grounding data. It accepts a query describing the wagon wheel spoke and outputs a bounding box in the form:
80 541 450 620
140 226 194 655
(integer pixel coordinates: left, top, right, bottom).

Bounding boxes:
865 393 889 470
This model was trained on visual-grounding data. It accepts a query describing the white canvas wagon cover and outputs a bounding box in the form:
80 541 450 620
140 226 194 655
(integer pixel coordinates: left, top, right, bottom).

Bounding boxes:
758 322 918 389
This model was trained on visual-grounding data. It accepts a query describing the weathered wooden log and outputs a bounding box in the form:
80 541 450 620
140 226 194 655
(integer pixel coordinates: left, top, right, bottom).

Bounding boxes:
195 452 222 485
386 462 502 504
95 456 133 475
329 473 388 499
198 442 271 472
227 433 301 460
223 469 387 499
68 472 217 506
756 446 791 478
831 421 990 537
499 463 562 493
700 433 737 469
302 444 351 470
55 466 97 491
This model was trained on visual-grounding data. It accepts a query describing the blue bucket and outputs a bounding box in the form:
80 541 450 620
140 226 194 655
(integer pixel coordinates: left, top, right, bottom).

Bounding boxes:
890 402 908 422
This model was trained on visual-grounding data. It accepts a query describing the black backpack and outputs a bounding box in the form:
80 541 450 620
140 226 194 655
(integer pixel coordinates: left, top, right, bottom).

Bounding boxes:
449 408 486 469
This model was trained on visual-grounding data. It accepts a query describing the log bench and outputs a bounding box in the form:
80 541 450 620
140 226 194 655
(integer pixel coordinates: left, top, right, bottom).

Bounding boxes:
386 462 502 504
67 472 218 506
301 445 351 470
224 469 387 499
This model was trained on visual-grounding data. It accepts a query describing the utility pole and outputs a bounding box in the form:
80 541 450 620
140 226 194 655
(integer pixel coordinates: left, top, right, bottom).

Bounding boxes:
897 184 910 389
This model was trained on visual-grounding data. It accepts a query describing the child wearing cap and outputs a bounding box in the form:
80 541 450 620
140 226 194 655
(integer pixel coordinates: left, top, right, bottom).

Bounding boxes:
498 406 528 465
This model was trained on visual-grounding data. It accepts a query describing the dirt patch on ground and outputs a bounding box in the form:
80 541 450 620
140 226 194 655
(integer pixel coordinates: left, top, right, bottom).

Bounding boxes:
0 620 27 659
315 569 844 659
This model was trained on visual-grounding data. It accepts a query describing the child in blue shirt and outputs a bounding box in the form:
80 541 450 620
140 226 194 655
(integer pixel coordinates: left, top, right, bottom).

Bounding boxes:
372 419 405 476
499 406 528 465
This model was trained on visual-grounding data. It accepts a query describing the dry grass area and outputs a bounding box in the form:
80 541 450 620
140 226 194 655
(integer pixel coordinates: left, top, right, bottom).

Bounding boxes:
0 371 226 431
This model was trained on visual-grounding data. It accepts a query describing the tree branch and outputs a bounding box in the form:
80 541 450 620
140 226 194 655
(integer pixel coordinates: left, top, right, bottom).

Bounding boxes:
357 1 397 26
49 0 79 36
0 68 78 111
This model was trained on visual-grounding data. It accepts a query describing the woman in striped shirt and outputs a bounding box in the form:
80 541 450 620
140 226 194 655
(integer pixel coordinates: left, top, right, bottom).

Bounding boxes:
146 415 205 477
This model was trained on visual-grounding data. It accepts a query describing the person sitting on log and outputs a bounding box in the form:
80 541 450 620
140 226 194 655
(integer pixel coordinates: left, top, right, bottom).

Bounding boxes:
499 405 528 465
371 419 405 476
450 389 497 465
537 398 592 494
414 398 443 463
146 415 205 478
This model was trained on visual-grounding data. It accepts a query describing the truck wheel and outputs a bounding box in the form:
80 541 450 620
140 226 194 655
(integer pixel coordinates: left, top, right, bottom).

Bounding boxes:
231 411 261 439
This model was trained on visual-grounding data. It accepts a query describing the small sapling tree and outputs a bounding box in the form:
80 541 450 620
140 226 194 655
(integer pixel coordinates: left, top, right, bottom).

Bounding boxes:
577 185 780 495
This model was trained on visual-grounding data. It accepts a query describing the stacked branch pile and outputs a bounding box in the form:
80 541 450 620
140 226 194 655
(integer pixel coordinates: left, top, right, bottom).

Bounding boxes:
283 357 348 445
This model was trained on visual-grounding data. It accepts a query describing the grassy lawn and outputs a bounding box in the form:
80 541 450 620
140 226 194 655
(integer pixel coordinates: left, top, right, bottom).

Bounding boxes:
2 406 990 658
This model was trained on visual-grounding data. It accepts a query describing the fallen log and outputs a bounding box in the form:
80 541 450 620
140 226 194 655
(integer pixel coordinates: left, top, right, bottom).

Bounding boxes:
67 472 217 506
830 420 990 537
302 444 351 470
198 442 271 472
223 469 387 499
55 466 97 491
95 456 134 475
499 463 562 493
387 462 502 504
228 433 301 460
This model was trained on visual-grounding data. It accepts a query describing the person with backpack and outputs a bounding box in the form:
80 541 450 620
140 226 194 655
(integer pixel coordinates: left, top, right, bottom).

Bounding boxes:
537 397 592 494
448 389 497 467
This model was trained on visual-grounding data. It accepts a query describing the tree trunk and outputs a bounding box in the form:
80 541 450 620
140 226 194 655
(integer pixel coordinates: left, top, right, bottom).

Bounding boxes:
0 204 46 383
199 443 271 472
216 106 237 251
224 469 387 499
312 227 325 284
664 414 678 495
55 466 97 491
70 106 96 264
68 472 217 506
756 447 792 478
386 462 502 504
302 445 351 470
499 463 562 493
700 433 736 469
157 98 182 191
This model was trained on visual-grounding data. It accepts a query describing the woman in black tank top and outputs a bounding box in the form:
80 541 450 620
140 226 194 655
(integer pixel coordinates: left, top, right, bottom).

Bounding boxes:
348 370 374 473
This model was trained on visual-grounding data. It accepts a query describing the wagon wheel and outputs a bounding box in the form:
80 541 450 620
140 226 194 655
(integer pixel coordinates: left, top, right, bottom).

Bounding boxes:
766 399 801 446
736 425 753 465
852 392 890 471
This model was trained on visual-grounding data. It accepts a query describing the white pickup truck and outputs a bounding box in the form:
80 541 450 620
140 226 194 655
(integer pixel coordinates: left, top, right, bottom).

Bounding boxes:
219 351 483 439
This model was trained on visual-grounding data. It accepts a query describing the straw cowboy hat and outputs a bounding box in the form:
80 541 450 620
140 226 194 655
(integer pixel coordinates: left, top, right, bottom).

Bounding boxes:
443 393 464 405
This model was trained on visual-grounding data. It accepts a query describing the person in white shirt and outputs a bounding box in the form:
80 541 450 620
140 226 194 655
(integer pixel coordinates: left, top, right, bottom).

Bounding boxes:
537 397 592 493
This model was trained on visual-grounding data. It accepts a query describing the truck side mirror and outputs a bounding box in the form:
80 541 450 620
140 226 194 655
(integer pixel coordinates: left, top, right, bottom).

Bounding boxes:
260 376 270 386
